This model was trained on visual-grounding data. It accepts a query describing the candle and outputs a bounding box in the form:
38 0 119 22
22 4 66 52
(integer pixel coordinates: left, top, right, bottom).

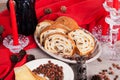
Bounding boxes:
9 0 19 45
113 0 119 10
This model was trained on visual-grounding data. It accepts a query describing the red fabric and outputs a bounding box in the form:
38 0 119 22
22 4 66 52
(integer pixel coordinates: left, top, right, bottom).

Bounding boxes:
0 0 119 80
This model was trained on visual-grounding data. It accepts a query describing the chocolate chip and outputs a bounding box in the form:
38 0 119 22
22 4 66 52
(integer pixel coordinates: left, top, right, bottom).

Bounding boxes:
44 8 52 14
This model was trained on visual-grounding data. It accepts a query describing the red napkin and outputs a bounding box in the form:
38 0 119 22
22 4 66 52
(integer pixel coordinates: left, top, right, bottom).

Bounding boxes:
0 0 119 80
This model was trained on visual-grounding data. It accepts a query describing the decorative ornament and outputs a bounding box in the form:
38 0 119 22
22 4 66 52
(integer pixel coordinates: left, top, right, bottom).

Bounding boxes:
60 6 67 13
44 8 52 14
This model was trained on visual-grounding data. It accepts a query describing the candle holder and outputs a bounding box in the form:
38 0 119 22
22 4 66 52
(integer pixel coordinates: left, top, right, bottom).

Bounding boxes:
3 0 30 53
101 0 120 60
3 34 29 53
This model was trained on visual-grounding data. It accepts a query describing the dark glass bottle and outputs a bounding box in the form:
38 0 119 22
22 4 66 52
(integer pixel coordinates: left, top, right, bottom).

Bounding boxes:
76 56 87 80
7 0 38 36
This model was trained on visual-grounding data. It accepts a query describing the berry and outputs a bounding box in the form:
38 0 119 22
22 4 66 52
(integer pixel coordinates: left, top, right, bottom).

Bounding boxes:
19 49 26 57
27 54 35 62
10 54 18 63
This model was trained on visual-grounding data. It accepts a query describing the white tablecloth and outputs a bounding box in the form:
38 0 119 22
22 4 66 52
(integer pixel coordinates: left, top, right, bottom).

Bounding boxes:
27 47 120 80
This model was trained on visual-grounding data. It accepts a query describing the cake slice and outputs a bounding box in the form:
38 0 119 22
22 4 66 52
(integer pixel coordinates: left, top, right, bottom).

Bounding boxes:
68 29 95 56
14 65 46 80
55 16 80 31
35 20 54 38
40 23 68 45
44 33 75 56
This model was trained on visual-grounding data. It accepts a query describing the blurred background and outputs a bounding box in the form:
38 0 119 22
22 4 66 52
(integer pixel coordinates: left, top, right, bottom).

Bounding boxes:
0 0 7 12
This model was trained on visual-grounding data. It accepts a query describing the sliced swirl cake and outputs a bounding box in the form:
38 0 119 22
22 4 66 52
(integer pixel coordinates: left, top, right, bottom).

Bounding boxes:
40 23 69 45
68 29 95 56
44 33 75 56
35 20 54 38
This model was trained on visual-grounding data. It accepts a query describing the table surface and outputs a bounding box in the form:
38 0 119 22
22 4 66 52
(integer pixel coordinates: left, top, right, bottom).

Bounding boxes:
0 3 120 80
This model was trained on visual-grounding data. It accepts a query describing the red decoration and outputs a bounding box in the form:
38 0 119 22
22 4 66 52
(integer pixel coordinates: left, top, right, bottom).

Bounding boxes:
113 0 119 10
9 0 19 45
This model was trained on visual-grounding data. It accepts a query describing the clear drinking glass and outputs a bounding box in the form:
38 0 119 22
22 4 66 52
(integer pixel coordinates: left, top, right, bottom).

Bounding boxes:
101 0 120 60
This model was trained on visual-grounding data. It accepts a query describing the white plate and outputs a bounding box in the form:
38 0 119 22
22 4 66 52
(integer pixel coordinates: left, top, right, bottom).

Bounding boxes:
34 28 102 63
25 58 74 80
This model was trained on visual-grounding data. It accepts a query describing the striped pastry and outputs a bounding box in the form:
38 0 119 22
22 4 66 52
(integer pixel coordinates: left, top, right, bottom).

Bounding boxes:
40 24 68 45
68 29 95 56
44 33 75 56
35 20 54 38
55 16 80 31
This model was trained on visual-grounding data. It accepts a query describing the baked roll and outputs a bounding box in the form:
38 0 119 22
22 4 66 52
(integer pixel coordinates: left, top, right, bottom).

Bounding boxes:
68 29 95 56
35 20 54 38
44 33 75 56
55 16 79 31
40 24 68 45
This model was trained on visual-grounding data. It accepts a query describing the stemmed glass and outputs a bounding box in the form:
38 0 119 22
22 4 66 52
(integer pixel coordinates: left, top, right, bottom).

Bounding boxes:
92 0 120 60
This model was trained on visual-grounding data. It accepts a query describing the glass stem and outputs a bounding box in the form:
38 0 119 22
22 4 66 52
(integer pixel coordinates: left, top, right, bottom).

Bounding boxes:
110 24 113 46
